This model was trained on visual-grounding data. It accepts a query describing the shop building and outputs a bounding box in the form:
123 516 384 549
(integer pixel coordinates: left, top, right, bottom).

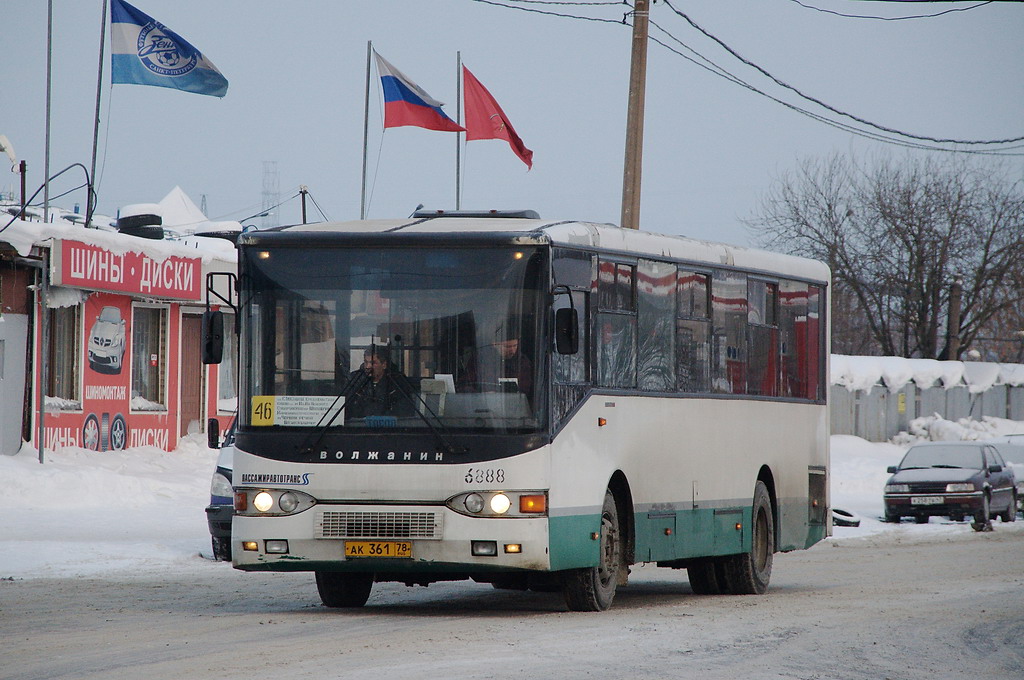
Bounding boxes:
0 211 237 456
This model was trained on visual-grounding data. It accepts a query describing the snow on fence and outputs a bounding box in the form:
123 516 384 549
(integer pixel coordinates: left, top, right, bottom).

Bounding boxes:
830 355 1024 442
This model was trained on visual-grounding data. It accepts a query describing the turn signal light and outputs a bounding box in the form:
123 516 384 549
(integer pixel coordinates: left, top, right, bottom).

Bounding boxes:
234 492 248 512
519 494 547 513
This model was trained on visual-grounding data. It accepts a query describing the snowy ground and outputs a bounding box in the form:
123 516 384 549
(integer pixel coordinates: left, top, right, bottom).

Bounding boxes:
2 421 1023 581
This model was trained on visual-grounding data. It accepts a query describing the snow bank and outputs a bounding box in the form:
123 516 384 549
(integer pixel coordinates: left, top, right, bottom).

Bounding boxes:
2 435 219 579
892 414 1024 445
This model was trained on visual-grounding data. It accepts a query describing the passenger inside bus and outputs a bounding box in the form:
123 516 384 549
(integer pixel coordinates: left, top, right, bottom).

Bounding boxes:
460 318 533 396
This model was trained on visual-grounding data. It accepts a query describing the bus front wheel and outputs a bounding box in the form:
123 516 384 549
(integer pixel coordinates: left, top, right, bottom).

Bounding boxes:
723 481 774 595
562 489 622 612
315 571 374 608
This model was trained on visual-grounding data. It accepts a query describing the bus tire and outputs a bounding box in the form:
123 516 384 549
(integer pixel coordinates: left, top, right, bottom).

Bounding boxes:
562 489 622 611
315 571 374 608
687 559 724 595
723 481 774 595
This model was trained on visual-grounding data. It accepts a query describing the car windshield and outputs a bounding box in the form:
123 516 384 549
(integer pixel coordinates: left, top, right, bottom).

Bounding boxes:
99 307 120 322
240 245 547 434
899 445 984 470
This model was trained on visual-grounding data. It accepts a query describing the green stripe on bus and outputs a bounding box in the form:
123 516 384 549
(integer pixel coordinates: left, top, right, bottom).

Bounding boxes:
551 503 824 568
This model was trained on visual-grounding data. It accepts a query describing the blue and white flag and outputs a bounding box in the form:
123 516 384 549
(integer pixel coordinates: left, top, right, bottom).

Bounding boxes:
110 0 228 98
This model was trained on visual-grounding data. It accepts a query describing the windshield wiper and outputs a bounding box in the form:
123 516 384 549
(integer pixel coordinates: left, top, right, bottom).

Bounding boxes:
386 373 464 456
297 369 371 456
930 464 964 469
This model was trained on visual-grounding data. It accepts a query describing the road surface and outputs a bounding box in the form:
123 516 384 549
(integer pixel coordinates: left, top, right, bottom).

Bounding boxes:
3 525 1022 680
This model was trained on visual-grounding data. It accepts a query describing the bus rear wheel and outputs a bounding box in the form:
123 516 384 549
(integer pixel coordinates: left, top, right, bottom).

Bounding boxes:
687 559 729 595
562 489 622 612
315 571 374 608
722 481 774 595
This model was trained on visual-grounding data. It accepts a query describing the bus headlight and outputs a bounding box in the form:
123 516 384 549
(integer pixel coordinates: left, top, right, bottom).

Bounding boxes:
464 493 485 513
235 488 316 516
253 491 274 512
447 491 548 518
279 491 299 513
490 493 511 514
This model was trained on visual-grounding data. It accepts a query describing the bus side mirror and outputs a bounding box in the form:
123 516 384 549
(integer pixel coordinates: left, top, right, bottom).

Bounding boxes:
555 307 579 355
202 310 224 364
207 418 221 449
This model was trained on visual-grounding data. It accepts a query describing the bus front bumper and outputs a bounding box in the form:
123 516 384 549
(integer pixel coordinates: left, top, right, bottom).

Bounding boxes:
231 504 551 573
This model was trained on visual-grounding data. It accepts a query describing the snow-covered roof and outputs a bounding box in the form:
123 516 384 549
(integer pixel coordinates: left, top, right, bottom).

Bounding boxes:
0 211 236 263
831 354 1024 393
275 217 831 282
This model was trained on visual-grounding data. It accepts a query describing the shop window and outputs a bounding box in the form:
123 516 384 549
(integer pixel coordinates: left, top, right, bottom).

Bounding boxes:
131 305 168 410
47 305 81 407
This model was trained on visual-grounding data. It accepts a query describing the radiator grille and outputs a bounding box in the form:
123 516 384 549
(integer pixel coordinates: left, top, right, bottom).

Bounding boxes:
908 483 949 494
317 511 442 540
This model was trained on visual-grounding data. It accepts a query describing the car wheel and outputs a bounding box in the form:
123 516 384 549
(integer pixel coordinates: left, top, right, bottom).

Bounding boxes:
972 494 991 531
211 536 231 562
998 492 1016 523
315 572 374 608
914 515 929 524
562 489 623 611
722 481 774 595
884 511 901 523
82 414 100 451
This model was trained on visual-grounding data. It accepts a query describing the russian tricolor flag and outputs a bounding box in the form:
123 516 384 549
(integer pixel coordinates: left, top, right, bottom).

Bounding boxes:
374 51 464 133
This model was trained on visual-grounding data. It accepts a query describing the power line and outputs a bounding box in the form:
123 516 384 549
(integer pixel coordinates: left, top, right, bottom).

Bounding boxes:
469 0 1024 154
787 0 994 21
647 20 1024 156
660 0 1024 146
470 0 627 23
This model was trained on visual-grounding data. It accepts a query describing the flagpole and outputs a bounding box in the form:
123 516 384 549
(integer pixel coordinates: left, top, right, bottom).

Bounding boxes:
455 51 462 211
360 41 372 220
43 0 53 224
87 0 109 229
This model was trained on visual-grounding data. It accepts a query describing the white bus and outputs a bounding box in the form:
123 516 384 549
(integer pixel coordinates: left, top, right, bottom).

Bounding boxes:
208 212 829 611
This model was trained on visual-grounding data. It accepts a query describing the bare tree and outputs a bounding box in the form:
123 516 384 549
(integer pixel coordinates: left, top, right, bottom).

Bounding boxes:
749 154 1024 359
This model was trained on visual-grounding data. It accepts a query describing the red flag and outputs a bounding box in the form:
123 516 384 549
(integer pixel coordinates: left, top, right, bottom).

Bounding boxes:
462 66 533 169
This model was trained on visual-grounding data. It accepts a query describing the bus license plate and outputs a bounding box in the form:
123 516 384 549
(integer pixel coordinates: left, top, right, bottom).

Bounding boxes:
344 541 412 558
911 496 944 505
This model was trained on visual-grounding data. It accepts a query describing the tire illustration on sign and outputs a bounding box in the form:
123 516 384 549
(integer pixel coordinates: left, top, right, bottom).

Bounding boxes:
83 414 100 451
109 414 128 451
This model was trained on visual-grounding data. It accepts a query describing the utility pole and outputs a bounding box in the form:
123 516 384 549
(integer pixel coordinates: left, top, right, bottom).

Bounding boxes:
300 185 308 224
620 0 650 231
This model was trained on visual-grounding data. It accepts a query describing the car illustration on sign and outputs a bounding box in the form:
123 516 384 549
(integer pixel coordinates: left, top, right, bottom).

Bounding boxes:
87 306 127 374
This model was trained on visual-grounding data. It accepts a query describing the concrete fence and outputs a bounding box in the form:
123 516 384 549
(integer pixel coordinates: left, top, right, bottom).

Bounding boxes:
829 355 1024 442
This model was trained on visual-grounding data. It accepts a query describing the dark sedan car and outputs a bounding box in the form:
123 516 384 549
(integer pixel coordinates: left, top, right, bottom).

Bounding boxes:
883 442 1017 530
206 420 235 561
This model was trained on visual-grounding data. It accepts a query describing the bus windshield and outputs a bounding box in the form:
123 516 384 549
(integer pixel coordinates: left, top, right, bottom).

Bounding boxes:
240 245 547 434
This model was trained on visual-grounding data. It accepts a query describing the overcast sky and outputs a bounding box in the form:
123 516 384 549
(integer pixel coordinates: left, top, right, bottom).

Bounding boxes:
3 0 1022 246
